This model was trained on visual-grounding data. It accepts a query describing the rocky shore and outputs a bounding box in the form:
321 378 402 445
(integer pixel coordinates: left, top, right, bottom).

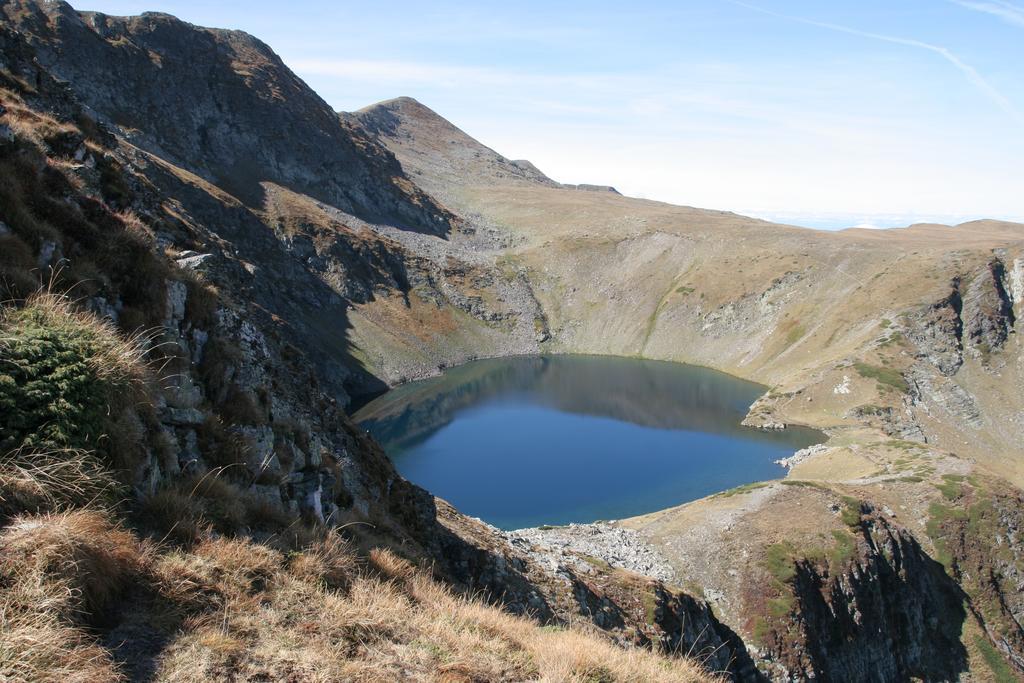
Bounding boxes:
504 522 675 584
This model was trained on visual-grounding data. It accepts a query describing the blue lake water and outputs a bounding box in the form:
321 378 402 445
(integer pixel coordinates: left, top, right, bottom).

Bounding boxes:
353 355 822 530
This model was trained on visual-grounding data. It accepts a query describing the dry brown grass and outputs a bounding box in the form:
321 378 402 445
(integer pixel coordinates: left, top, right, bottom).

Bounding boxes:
138 474 246 544
367 546 418 584
2 98 80 154
179 269 219 328
286 530 359 591
0 447 121 518
138 468 300 547
114 209 157 247
145 534 710 683
0 510 140 682
0 497 711 683
0 603 124 683
0 510 144 617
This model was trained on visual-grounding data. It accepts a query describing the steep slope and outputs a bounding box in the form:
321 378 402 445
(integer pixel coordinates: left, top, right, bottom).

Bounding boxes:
3 0 453 235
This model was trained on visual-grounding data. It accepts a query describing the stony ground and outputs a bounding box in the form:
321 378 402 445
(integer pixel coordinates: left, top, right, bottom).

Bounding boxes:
504 524 676 584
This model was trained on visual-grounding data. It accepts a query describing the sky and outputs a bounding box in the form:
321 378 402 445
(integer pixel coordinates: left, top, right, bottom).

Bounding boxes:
72 0 1024 229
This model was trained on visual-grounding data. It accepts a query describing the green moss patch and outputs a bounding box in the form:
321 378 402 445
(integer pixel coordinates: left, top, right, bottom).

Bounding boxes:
765 542 798 583
935 474 967 501
853 362 909 393
715 481 771 498
973 635 1017 683
839 496 864 528
780 480 829 490
828 530 857 567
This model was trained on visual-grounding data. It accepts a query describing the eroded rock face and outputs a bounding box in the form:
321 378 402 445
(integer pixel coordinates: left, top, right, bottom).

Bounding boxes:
931 482 1024 672
786 514 968 681
745 507 971 681
962 259 1016 362
906 280 964 376
907 259 1017 376
3 0 454 235
906 366 983 430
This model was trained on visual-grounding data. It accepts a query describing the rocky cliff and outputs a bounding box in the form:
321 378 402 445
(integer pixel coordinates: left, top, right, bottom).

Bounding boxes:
5 0 453 234
764 509 969 680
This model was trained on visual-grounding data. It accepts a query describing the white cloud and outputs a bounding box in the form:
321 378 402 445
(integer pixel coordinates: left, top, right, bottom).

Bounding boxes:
724 0 1024 127
288 59 608 90
950 0 1024 28
285 16 1024 225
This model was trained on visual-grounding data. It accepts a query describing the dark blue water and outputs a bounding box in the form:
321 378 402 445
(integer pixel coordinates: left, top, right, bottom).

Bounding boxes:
353 355 822 530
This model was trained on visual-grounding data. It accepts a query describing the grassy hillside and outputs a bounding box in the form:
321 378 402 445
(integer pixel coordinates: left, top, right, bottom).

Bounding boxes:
0 292 711 683
346 96 1024 678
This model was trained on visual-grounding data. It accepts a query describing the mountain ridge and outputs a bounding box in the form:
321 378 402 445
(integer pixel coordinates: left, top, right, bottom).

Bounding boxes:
4 0 455 235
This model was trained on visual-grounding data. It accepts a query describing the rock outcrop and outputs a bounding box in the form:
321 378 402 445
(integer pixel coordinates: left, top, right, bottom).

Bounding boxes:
906 258 1017 375
962 258 1016 362
906 281 965 376
4 0 454 235
784 512 968 681
929 480 1024 672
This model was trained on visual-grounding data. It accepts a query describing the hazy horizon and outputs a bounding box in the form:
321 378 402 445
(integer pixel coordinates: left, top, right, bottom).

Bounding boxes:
71 0 1024 230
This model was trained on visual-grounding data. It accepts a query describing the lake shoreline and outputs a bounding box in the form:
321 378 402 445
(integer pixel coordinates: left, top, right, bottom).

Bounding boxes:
355 354 825 529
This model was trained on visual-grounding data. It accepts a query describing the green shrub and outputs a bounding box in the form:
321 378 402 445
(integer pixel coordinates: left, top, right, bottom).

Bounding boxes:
840 496 864 528
0 293 149 455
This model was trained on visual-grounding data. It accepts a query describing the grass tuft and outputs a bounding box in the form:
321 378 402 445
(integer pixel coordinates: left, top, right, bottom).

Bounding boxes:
0 509 144 619
0 447 122 519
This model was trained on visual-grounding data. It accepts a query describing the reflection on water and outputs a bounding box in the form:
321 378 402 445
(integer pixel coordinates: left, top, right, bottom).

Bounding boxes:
354 355 822 529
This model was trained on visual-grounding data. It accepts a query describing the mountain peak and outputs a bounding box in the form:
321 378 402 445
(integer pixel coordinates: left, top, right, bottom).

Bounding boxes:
351 97 621 196
349 96 560 191
2 0 454 235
